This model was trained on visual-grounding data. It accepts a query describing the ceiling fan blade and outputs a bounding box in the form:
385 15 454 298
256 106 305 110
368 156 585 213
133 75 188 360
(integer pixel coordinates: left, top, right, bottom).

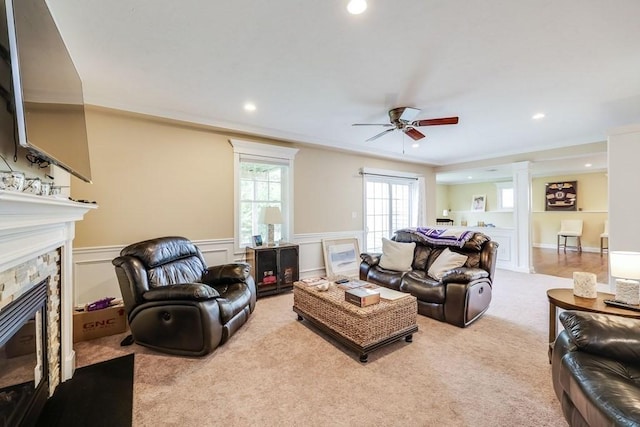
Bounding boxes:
412 116 459 127
352 123 394 127
404 127 425 141
398 107 421 122
366 128 396 142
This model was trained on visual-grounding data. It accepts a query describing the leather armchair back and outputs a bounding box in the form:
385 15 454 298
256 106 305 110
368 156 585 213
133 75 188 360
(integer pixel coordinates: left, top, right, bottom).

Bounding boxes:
113 236 208 315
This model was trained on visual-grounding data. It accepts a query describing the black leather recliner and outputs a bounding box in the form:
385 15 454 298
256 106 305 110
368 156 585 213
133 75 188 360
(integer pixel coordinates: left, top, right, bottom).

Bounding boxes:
552 310 640 426
112 236 256 357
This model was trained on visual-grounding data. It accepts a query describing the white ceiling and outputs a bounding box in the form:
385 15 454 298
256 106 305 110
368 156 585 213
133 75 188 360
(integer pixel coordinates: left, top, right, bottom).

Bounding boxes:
46 1 639 174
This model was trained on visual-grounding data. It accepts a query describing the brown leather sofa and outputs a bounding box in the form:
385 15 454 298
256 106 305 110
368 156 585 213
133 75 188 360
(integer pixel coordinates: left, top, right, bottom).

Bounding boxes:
360 228 498 327
552 310 640 426
112 236 256 356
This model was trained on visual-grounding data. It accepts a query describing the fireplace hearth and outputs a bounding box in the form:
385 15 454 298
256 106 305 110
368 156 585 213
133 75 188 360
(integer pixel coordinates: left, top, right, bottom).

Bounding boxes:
0 278 49 427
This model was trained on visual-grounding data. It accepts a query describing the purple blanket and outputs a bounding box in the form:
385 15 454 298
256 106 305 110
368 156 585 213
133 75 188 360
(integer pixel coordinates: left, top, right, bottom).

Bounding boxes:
412 227 475 248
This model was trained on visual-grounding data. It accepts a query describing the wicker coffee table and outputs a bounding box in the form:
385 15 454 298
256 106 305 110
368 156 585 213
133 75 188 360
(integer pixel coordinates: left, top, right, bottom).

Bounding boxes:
293 281 418 362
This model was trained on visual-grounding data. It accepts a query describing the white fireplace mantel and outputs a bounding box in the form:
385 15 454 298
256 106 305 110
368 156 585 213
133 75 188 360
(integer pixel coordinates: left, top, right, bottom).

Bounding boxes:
0 190 96 382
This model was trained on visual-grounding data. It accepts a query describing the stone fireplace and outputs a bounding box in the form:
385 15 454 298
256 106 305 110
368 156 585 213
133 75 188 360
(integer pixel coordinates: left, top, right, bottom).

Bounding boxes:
0 190 95 424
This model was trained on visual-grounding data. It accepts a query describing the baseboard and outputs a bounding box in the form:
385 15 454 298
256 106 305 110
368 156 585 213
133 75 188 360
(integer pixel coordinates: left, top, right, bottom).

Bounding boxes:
533 243 602 254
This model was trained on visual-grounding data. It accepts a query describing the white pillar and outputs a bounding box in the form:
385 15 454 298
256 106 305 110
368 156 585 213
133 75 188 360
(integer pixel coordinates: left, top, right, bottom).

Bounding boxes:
608 124 640 290
61 223 76 381
513 161 533 273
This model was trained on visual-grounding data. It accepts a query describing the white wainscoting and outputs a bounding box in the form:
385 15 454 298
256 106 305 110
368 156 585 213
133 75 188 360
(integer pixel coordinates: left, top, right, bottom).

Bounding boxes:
463 227 517 271
72 231 365 305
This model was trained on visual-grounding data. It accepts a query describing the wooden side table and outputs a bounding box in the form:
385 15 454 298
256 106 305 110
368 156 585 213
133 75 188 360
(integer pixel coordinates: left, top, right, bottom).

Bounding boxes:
547 288 640 361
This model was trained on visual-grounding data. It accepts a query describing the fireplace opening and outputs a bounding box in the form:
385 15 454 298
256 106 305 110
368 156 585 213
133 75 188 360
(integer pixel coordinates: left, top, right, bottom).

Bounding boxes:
0 278 49 427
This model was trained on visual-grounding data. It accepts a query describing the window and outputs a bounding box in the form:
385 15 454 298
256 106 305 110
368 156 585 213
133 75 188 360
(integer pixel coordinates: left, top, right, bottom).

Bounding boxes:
496 182 514 210
362 168 424 252
231 139 298 251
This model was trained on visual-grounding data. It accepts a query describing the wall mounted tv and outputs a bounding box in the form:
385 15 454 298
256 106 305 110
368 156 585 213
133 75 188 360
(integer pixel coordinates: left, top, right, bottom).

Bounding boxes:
2 0 92 183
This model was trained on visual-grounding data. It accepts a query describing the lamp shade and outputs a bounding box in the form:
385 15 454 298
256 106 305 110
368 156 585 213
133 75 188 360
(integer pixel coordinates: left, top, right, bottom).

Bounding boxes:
260 206 282 225
610 251 640 280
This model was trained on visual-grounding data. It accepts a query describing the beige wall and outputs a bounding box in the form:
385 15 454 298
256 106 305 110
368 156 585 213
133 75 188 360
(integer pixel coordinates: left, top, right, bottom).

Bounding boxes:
71 107 435 248
294 146 433 233
437 181 514 228
436 172 608 249
532 172 608 249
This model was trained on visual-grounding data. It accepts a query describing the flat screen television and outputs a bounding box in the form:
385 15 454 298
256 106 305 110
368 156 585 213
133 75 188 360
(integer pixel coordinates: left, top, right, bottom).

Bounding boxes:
2 0 91 183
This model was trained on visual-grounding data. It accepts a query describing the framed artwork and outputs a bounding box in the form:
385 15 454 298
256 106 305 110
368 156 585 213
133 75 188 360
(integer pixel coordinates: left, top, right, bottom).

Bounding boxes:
252 235 263 247
322 238 360 279
545 181 577 211
471 194 486 212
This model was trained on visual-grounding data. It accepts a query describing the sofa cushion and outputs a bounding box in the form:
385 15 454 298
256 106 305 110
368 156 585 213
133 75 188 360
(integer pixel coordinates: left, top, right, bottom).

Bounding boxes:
427 248 468 280
401 270 445 303
379 238 416 272
441 267 489 284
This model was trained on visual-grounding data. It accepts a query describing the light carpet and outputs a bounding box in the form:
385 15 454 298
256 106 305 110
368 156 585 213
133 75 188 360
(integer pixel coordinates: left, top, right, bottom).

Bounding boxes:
74 269 579 427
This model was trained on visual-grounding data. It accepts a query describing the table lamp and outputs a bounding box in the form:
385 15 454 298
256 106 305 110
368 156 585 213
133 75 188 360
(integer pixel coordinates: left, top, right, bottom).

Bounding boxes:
260 206 282 246
610 251 640 305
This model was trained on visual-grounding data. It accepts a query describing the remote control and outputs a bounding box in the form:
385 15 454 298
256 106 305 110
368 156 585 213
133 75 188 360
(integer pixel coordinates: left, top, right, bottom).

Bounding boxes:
335 278 350 284
604 299 640 312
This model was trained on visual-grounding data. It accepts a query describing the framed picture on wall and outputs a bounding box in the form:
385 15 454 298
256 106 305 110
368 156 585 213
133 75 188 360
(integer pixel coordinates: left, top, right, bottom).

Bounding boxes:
545 181 577 211
471 194 486 212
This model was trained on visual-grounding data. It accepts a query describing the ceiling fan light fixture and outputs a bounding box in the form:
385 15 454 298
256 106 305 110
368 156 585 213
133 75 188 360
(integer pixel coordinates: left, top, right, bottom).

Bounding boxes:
347 0 367 15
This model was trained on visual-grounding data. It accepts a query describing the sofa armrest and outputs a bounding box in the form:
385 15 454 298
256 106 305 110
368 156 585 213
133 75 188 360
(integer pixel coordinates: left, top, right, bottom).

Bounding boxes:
202 263 251 285
360 253 381 267
441 267 489 284
559 310 640 363
142 284 220 302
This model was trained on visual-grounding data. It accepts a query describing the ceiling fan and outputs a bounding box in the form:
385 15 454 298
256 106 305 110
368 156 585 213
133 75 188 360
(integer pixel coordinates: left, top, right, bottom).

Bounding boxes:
352 107 459 142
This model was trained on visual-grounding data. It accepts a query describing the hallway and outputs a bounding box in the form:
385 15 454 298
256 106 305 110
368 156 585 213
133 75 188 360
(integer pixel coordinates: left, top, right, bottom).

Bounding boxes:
532 247 609 284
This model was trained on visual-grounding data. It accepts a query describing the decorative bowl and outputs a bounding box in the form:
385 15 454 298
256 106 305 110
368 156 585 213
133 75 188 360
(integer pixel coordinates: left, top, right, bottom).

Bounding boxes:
316 282 330 291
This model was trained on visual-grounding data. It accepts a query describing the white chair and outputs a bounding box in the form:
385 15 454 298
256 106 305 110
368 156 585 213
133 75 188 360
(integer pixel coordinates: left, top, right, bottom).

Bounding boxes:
600 220 609 256
557 220 583 253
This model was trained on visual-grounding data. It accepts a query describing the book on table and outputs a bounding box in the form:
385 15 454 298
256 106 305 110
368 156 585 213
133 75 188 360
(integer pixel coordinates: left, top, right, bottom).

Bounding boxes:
336 279 369 290
300 277 329 287
371 287 410 301
345 287 381 307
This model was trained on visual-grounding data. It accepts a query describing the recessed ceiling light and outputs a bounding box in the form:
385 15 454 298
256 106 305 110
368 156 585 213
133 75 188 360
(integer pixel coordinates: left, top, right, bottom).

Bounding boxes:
347 0 367 14
585 163 592 167
244 102 256 112
411 142 420 148
532 113 545 120
467 176 473 180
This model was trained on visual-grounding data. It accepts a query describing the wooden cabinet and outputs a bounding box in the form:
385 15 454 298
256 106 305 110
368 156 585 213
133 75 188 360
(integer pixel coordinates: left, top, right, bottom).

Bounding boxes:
246 243 299 297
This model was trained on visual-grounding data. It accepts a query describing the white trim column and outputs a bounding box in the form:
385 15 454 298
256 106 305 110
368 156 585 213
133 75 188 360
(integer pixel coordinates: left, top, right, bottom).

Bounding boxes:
513 161 533 273
608 124 640 290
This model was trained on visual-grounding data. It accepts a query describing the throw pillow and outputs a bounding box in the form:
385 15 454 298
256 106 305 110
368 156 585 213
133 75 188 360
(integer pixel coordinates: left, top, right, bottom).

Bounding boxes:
427 248 468 280
378 238 416 272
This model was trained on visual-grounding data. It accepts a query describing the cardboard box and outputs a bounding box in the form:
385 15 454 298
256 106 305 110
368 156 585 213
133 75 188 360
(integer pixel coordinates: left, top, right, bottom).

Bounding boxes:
73 304 128 343
345 287 380 307
5 319 36 358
